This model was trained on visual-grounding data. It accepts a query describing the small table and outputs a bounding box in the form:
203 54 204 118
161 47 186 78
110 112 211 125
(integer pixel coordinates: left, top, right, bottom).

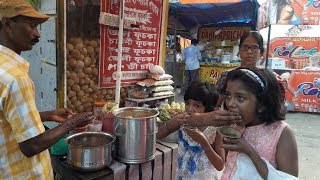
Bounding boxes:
51 141 178 180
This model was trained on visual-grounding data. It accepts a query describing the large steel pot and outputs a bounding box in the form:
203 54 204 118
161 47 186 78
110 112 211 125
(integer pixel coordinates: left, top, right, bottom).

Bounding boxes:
65 132 115 172
113 107 159 164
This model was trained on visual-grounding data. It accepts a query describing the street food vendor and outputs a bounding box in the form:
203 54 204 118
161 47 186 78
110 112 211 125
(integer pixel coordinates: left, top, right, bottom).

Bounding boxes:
0 0 94 179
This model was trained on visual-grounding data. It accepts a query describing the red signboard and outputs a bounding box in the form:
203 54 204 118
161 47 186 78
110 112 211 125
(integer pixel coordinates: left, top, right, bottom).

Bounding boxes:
99 0 164 87
274 69 320 113
269 37 320 69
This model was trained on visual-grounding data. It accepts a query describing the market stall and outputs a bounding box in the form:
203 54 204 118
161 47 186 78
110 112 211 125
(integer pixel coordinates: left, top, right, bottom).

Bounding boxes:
258 0 320 113
38 0 182 179
197 25 250 82
166 1 259 84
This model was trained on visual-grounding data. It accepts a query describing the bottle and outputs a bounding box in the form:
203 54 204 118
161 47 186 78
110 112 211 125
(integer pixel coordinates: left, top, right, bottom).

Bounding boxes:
309 105 314 112
94 101 116 134
292 97 300 111
93 102 106 120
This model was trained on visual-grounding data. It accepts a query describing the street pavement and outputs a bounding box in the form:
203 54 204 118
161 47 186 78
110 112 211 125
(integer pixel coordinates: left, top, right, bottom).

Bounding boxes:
174 90 320 179
286 112 320 180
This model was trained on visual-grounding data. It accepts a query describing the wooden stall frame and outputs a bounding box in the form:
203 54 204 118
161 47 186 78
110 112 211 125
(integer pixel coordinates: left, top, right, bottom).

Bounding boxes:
57 0 67 108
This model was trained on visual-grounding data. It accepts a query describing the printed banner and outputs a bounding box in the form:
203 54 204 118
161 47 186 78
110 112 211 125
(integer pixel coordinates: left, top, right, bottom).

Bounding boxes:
257 0 271 30
269 37 320 69
199 65 235 84
270 0 320 25
99 0 164 87
274 69 320 113
198 27 250 43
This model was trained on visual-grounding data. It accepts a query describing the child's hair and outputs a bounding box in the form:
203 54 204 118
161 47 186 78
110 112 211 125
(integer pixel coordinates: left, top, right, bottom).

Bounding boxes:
184 81 219 112
222 68 285 123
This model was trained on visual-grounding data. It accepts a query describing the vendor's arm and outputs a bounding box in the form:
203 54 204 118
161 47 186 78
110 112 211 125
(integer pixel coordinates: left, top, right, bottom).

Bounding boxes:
40 108 74 123
276 126 298 177
184 129 224 171
187 110 241 127
5 77 94 157
156 113 189 139
19 113 94 157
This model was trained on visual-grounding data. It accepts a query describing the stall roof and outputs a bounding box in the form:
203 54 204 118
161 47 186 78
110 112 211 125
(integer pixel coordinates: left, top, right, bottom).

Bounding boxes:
169 0 259 30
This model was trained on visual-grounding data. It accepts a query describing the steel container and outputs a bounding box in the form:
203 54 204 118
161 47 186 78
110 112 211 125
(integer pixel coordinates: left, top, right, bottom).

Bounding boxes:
113 107 159 164
65 131 115 172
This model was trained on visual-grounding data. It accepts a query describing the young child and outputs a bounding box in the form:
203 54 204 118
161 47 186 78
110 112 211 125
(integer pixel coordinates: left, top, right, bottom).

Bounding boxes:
157 81 225 180
220 68 298 179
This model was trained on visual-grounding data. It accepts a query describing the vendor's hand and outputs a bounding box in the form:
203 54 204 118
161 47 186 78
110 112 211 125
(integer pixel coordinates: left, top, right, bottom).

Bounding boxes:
166 112 189 130
187 110 241 127
221 137 252 155
183 127 207 145
65 112 95 129
41 108 74 123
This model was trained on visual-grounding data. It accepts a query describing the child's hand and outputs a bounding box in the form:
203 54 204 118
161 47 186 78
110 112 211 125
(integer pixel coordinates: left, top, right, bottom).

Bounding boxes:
183 128 207 146
221 137 253 155
166 112 189 130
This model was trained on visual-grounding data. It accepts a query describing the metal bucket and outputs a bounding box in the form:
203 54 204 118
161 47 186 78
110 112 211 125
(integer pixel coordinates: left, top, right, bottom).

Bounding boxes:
65 132 115 172
113 107 159 164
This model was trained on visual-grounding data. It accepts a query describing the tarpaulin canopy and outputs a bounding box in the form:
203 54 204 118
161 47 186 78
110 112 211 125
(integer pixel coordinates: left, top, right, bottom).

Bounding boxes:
169 0 259 31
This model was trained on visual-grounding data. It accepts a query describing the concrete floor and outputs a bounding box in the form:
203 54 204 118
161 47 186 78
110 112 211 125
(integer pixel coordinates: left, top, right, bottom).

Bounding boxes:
174 90 320 179
286 112 320 180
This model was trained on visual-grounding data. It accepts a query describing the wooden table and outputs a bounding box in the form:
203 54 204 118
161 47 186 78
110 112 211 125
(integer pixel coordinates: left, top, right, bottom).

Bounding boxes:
51 141 178 180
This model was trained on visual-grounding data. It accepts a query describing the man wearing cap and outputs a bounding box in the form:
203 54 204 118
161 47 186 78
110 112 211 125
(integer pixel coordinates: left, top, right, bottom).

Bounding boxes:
0 0 94 179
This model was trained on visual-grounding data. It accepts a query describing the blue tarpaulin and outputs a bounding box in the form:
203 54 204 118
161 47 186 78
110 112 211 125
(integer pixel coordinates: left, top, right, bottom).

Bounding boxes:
169 0 259 30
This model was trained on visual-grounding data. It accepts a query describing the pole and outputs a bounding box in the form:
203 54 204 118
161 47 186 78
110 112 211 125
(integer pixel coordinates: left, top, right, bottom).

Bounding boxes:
115 0 125 105
265 24 271 69
173 14 178 91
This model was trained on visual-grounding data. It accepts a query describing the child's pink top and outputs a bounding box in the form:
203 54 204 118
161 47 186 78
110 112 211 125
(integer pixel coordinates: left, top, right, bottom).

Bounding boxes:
222 121 288 179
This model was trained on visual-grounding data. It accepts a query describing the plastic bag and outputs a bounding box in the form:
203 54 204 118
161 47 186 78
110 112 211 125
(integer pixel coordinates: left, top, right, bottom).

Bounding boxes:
232 153 298 180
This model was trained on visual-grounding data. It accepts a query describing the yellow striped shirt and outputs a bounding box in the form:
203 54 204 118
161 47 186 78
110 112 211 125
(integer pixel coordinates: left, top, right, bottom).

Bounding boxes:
0 45 53 179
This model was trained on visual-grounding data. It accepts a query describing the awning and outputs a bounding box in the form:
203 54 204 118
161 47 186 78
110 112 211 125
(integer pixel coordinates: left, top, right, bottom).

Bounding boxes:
169 0 259 31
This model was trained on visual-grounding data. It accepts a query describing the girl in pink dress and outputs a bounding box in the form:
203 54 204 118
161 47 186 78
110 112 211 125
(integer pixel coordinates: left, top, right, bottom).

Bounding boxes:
220 68 298 179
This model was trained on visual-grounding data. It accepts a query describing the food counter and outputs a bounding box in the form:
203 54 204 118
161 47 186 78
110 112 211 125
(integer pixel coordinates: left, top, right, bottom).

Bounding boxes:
51 141 178 180
199 62 240 83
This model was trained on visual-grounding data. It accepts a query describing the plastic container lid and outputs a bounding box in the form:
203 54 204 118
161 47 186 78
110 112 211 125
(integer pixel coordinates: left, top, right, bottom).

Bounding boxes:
94 102 106 107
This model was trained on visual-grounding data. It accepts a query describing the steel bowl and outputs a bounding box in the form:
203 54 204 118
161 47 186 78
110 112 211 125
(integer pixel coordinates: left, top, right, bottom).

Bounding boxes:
65 131 115 172
217 127 241 139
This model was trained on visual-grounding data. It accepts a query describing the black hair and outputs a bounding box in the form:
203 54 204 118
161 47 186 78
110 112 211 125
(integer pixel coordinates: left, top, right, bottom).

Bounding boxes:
239 31 264 56
191 39 198 45
184 81 219 112
0 21 2 30
223 68 285 124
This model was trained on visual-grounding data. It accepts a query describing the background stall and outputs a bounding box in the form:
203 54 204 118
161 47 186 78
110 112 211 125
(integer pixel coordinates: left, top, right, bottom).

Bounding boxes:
166 0 260 87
